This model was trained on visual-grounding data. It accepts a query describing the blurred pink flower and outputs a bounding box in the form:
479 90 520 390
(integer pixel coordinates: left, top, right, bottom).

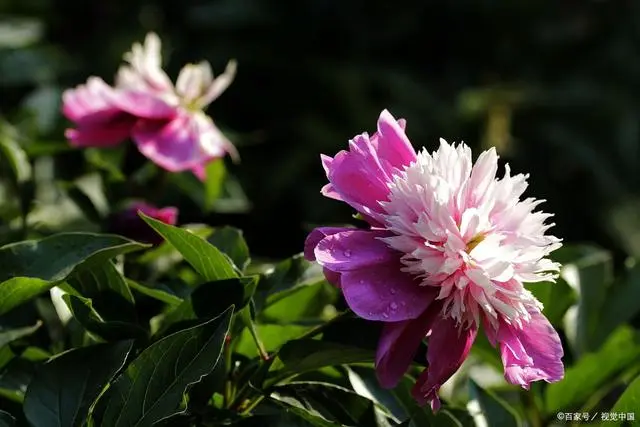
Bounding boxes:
305 110 564 411
107 201 178 244
62 33 237 179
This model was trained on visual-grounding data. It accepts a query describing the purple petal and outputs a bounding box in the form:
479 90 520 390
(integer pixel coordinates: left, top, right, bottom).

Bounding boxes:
304 227 353 261
341 262 434 322
490 309 564 389
62 77 123 125
114 90 178 119
412 317 477 412
375 302 441 388
375 109 417 172
65 117 136 147
323 268 342 288
315 229 396 272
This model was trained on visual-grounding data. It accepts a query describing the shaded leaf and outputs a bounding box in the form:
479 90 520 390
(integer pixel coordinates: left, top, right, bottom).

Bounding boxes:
0 125 31 184
207 226 250 272
204 160 226 211
0 233 148 314
545 326 640 413
62 294 148 341
23 341 133 427
126 279 183 306
0 410 15 426
611 375 640 414
94 308 233 426
192 276 259 319
0 322 41 349
468 380 522 427
141 214 237 281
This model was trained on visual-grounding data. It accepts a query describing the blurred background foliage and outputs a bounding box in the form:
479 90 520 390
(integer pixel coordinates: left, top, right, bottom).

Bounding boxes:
2 0 640 260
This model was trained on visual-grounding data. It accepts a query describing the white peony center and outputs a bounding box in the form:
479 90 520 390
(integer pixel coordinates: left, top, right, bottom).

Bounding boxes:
378 141 561 330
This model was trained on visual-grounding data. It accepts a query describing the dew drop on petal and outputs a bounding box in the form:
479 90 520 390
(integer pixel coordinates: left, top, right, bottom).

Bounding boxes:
390 302 398 310
343 249 352 257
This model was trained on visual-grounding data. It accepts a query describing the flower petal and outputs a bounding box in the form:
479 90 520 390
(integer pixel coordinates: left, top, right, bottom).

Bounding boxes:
133 111 228 173
314 229 396 272
490 309 564 389
115 90 177 119
375 109 417 172
412 317 477 411
341 262 436 322
304 227 354 261
375 303 441 388
65 119 136 147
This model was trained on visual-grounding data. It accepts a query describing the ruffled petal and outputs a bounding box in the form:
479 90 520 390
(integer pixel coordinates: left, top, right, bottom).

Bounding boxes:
412 317 477 412
114 90 177 119
314 229 396 272
374 109 417 173
375 302 441 388
489 309 564 389
304 227 354 261
132 111 229 174
341 262 435 322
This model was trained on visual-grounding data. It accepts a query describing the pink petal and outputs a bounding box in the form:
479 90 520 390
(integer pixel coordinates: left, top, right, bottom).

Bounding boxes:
62 77 123 125
304 227 354 261
341 262 435 322
375 109 417 172
412 317 477 411
114 90 177 119
314 229 396 272
489 309 564 389
65 117 136 147
376 303 441 388
132 112 227 173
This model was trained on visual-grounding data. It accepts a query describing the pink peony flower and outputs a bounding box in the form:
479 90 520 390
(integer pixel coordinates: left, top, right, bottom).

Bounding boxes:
304 110 564 411
62 33 237 179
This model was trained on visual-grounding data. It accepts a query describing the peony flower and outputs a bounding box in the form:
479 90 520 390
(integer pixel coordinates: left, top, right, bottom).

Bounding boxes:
304 110 564 411
107 201 178 244
62 32 237 179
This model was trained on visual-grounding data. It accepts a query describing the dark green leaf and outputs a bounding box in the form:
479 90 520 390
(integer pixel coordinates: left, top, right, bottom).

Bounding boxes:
126 279 183 306
346 367 406 422
595 264 640 347
66 260 135 320
62 294 148 341
260 282 337 323
192 276 259 319
268 340 374 386
272 382 379 426
545 326 640 413
141 214 237 281
94 307 233 426
468 380 522 427
0 322 41 349
234 324 311 359
64 183 104 224
0 410 15 427
0 233 148 314
611 374 640 414
23 341 133 427
207 226 250 272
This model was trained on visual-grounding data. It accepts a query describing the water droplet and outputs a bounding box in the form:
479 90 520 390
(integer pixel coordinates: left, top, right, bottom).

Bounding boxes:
390 302 398 310
382 312 389 318
343 249 352 257
390 288 397 295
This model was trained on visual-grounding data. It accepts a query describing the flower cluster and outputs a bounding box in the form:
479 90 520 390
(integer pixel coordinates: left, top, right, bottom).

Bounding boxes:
304 110 564 410
62 33 237 179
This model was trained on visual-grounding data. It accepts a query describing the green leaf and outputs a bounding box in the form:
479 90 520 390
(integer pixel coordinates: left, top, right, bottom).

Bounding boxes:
545 326 640 413
557 245 613 355
525 277 576 327
23 341 133 427
207 226 250 272
66 260 135 319
271 382 379 426
0 322 41 349
611 375 640 414
94 307 233 426
234 324 311 359
595 264 640 346
0 410 15 426
191 276 259 319
64 183 104 224
126 279 183 306
261 281 337 323
62 294 147 341
0 233 148 314
0 125 31 184
268 340 374 386
204 160 226 211
346 367 406 423
468 380 522 427
140 214 237 281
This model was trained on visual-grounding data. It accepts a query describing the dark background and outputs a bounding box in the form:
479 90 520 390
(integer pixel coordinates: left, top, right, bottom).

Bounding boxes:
2 0 640 261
